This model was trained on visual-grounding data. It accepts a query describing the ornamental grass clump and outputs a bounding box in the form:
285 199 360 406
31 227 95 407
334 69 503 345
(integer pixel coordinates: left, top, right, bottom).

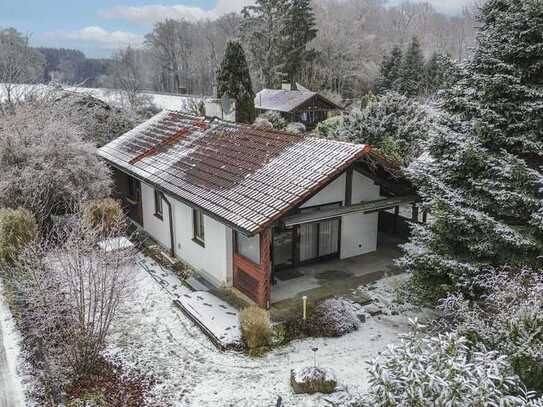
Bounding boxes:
83 198 124 235
240 305 273 355
0 207 37 265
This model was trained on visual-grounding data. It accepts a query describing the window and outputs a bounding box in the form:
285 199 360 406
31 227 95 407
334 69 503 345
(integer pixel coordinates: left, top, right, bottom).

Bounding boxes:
193 209 205 246
154 190 163 219
236 231 260 264
127 177 139 202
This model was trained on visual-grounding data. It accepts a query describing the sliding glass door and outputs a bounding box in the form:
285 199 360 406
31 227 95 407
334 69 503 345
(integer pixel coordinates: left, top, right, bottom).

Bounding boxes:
298 202 341 263
272 203 342 272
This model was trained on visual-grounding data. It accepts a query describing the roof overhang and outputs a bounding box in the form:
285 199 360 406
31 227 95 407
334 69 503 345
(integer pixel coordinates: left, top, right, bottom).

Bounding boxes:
281 195 418 227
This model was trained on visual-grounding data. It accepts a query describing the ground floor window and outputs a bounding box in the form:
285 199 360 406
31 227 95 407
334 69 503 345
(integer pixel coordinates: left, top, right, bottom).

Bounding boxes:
154 189 163 219
235 232 260 264
127 176 140 202
193 209 205 246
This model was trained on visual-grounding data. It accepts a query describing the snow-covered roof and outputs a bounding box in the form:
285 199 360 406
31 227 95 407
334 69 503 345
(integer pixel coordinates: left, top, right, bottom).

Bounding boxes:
98 111 369 235
255 89 341 113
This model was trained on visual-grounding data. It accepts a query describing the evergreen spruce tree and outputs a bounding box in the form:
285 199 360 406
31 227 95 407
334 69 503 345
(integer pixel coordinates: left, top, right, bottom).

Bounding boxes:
400 0 543 303
423 52 455 95
216 41 256 124
241 0 290 88
282 0 317 87
377 45 402 93
396 37 425 97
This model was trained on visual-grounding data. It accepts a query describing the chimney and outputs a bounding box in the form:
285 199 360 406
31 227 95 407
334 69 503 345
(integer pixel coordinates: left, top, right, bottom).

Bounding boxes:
281 82 291 91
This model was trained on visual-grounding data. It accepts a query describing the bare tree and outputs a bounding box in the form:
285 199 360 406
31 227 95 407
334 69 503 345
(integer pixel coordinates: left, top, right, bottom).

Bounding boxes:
0 28 44 109
53 214 135 374
106 46 154 113
12 209 136 397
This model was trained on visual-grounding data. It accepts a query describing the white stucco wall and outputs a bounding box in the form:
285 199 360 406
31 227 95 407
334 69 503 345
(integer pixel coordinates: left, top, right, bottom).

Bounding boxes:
141 182 232 287
141 182 172 250
298 170 381 259
140 167 382 285
301 173 346 208
172 200 233 287
339 171 382 258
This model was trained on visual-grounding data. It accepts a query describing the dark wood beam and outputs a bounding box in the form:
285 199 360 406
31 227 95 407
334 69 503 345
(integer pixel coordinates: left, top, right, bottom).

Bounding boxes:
345 167 353 206
282 195 418 227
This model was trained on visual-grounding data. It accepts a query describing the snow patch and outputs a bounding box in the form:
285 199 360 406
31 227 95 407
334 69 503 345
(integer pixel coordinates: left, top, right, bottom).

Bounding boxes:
0 280 28 406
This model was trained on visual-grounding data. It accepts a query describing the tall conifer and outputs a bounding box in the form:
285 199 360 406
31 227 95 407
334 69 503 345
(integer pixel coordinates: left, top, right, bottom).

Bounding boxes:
216 41 256 124
400 0 543 302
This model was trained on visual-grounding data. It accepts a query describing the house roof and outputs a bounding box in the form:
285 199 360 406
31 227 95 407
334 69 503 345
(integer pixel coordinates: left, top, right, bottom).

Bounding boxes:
98 111 370 235
254 89 341 113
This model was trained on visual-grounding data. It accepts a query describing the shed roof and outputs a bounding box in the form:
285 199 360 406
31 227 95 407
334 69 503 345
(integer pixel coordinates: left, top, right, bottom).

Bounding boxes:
254 89 341 113
98 111 369 235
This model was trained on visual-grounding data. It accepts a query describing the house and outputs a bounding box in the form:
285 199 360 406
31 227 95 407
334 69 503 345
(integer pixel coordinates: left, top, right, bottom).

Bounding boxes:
98 111 416 308
254 86 342 129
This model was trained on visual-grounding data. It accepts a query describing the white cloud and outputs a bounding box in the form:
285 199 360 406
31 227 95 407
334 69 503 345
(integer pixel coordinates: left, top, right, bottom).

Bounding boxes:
99 0 254 26
43 26 144 49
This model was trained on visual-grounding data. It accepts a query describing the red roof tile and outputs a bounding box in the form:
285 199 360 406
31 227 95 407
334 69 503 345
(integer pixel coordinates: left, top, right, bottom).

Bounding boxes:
98 111 369 234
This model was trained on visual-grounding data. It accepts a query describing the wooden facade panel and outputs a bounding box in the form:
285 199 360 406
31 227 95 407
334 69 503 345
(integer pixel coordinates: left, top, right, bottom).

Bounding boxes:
233 228 272 308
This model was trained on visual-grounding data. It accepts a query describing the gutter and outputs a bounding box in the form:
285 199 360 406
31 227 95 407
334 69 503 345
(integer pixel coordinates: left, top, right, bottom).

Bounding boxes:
158 191 176 258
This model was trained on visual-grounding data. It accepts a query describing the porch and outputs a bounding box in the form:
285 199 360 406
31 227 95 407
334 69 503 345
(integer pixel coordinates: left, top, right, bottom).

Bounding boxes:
270 234 403 318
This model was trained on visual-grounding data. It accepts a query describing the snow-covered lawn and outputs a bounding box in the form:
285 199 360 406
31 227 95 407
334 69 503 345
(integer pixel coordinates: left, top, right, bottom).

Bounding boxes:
107 255 422 406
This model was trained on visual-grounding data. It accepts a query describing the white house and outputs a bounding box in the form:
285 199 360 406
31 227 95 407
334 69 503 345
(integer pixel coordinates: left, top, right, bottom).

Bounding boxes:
99 111 415 308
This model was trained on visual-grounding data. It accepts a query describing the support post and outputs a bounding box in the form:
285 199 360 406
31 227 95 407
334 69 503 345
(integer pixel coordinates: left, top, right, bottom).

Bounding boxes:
412 204 419 223
393 206 399 233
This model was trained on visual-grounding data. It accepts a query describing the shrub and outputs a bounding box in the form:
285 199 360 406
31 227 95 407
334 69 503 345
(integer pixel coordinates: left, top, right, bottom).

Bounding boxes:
0 98 112 227
438 268 543 394
314 92 431 166
290 367 337 394
0 208 37 265
364 319 538 406
239 306 272 354
253 117 273 130
83 198 124 234
308 298 360 337
258 111 287 130
285 122 306 134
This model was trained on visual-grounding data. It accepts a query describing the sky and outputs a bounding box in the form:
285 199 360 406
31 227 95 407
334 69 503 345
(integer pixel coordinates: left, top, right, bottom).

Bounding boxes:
0 0 472 58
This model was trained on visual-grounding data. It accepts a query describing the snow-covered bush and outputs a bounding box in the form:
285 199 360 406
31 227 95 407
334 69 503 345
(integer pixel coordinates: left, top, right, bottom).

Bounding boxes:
364 319 539 406
258 111 287 130
438 268 543 394
83 198 124 235
56 92 135 147
0 207 37 265
285 122 306 134
253 117 274 130
240 306 272 354
308 298 360 337
290 367 337 394
316 92 431 166
0 99 112 227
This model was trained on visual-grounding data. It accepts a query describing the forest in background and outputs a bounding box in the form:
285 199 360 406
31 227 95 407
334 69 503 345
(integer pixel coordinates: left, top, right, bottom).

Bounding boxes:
4 0 477 99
